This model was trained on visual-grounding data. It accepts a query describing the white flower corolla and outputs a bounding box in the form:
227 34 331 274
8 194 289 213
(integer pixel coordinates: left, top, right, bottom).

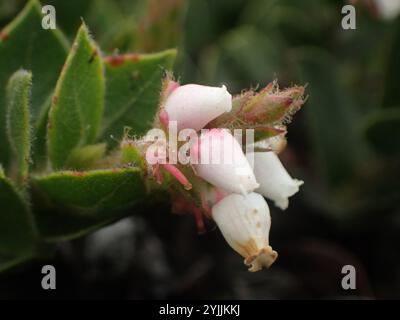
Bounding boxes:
247 152 303 210
212 192 278 272
192 129 259 195
374 0 400 20
199 185 229 215
164 84 232 131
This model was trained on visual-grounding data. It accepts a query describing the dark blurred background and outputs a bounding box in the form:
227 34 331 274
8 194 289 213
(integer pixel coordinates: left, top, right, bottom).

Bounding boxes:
1 0 399 299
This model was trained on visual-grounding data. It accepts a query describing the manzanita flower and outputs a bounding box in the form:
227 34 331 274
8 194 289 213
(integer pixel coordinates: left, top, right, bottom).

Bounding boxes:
247 152 303 210
135 76 306 272
192 129 259 195
212 192 278 271
163 84 232 131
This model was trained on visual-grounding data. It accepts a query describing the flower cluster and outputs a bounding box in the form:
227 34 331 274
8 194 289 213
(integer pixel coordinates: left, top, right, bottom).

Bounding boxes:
123 75 305 272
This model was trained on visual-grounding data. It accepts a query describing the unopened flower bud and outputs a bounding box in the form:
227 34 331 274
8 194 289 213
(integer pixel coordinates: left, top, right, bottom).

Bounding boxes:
247 152 303 210
212 192 278 271
241 83 305 125
164 84 232 131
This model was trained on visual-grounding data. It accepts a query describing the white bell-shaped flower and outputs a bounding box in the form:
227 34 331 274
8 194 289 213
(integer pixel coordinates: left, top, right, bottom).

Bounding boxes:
192 129 259 195
247 152 303 210
212 192 278 271
164 84 232 131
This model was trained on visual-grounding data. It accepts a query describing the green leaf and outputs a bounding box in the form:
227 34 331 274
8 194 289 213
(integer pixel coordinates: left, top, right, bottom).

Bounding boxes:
242 0 336 47
6 70 32 185
0 169 37 269
363 108 400 156
296 48 366 187
32 96 51 169
32 168 147 241
0 0 68 168
47 22 105 169
100 49 176 146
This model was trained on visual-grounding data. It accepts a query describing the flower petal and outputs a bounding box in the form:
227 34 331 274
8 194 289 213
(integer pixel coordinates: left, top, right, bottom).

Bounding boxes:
193 129 259 195
212 192 278 271
247 152 303 210
164 84 232 131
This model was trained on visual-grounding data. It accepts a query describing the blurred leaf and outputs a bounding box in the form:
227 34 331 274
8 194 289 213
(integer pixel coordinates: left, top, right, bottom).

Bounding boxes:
100 49 176 145
0 1 22 21
6 70 32 184
43 0 139 52
363 108 400 156
0 0 68 167
66 143 106 170
135 0 184 52
242 0 336 47
200 26 282 91
296 48 365 187
383 17 400 109
180 0 246 57
85 0 136 52
44 0 93 37
32 168 147 241
0 169 37 269
47 23 105 169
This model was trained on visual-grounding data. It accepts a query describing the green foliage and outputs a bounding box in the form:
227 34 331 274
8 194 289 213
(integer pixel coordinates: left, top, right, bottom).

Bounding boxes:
0 169 37 271
101 50 176 146
47 23 105 169
199 26 282 91
6 70 32 184
34 168 145 211
0 0 68 168
32 168 146 241
0 0 176 270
